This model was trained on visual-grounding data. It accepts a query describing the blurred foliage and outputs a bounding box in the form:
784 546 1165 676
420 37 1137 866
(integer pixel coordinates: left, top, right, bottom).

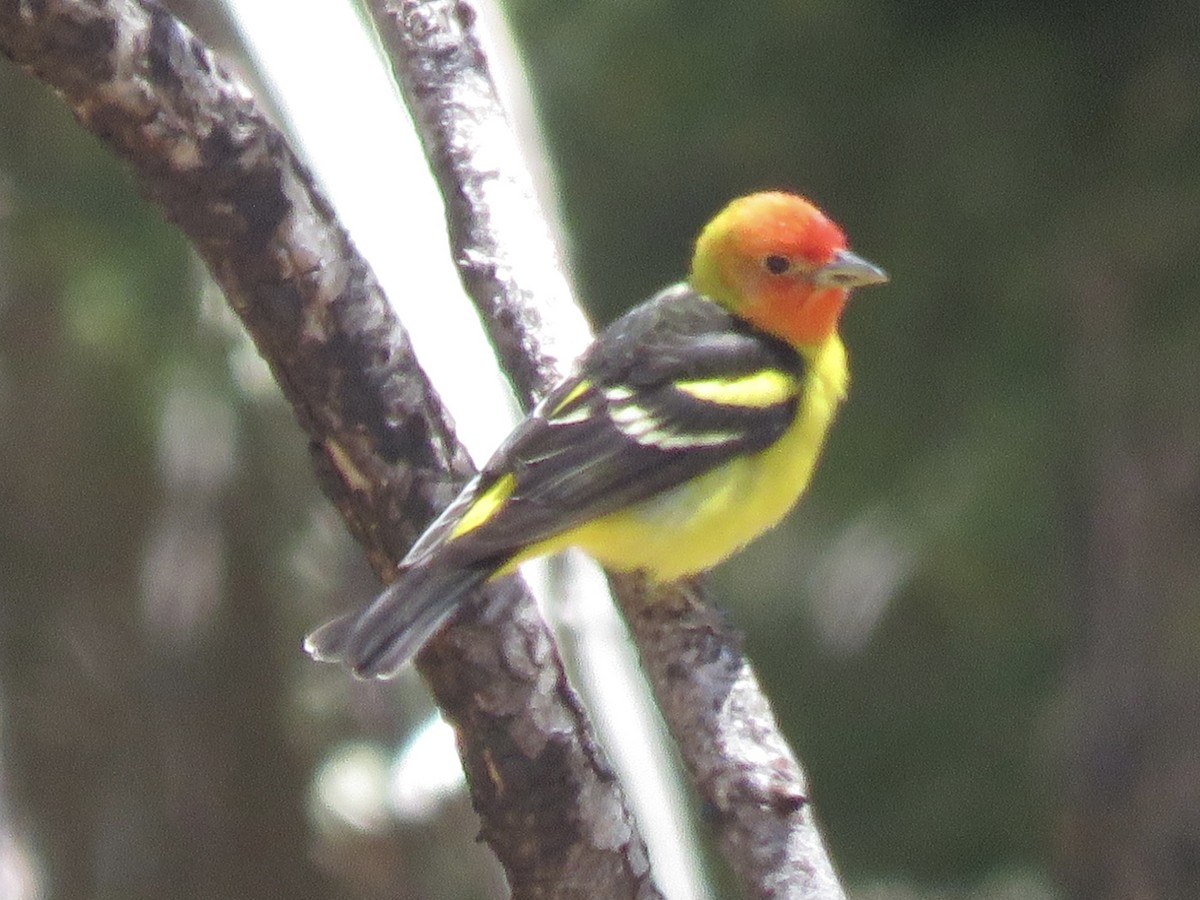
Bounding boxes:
1 0 1198 898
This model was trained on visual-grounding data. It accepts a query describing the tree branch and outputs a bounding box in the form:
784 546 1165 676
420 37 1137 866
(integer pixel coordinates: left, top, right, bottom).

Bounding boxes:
366 0 592 407
612 575 846 899
0 2 656 897
366 1 846 897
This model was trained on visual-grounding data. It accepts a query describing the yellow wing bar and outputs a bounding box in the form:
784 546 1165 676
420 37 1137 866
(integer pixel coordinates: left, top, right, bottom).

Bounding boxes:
674 369 798 408
449 473 517 539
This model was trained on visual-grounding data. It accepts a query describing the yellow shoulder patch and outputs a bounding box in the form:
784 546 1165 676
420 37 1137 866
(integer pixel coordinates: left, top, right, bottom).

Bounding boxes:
449 473 516 539
549 379 592 417
675 369 798 408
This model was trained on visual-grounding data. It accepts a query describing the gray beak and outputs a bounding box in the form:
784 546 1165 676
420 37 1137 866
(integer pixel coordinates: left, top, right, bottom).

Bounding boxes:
813 249 889 288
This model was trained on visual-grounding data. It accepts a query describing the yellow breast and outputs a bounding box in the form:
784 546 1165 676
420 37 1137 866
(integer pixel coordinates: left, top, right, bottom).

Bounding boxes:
563 335 849 582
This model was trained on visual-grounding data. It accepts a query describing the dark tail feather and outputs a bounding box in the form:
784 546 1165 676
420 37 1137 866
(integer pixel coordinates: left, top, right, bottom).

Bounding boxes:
304 561 492 679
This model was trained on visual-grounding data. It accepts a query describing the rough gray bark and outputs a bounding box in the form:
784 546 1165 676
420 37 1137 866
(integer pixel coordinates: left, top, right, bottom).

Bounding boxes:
612 575 846 900
0 2 656 897
366 0 592 408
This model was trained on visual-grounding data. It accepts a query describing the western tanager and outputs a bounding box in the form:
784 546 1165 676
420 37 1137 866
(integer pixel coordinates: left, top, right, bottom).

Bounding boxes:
307 191 887 677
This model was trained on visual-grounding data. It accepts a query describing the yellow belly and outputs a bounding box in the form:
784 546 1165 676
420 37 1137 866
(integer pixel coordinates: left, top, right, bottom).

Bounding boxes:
524 336 849 582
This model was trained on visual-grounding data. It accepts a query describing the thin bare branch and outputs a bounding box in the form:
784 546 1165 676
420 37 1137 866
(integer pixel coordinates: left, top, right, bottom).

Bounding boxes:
366 0 592 405
612 575 847 900
0 2 656 896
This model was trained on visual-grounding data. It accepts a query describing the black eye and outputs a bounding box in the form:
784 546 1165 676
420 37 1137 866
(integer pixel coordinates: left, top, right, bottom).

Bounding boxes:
763 254 791 275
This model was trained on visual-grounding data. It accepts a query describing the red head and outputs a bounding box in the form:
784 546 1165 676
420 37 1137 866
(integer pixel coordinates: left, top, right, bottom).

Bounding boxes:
689 192 887 347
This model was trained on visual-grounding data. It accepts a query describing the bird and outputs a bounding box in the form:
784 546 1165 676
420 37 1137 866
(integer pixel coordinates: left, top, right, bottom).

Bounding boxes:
306 191 888 678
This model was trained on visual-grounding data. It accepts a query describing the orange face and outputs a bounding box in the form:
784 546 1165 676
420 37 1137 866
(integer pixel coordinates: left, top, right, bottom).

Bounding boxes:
690 192 886 347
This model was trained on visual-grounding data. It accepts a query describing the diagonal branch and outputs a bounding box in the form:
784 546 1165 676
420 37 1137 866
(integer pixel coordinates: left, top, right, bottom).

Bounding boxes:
612 575 846 899
366 0 593 406
367 1 847 897
0 1 657 897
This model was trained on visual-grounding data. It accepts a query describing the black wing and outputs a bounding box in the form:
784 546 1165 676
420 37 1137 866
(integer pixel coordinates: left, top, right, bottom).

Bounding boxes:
435 284 806 566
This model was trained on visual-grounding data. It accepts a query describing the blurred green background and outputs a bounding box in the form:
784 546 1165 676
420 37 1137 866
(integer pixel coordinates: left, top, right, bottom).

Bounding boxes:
1 1 1198 898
